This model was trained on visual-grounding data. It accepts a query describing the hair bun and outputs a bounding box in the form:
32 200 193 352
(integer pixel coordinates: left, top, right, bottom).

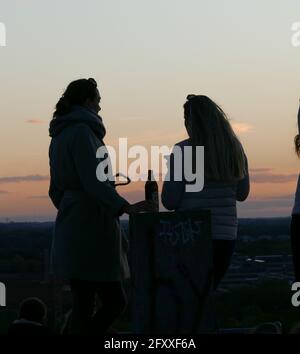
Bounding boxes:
187 94 197 101
88 78 97 87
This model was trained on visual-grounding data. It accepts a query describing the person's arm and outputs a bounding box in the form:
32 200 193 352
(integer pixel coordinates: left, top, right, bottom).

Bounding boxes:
48 178 64 210
71 124 129 216
298 103 300 135
236 154 250 202
161 146 185 210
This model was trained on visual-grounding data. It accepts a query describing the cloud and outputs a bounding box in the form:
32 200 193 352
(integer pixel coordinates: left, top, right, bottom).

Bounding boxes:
245 194 293 205
263 194 294 201
27 195 49 199
25 119 46 124
238 194 294 216
232 123 254 134
249 168 273 173
250 171 298 184
0 190 8 194
0 175 49 184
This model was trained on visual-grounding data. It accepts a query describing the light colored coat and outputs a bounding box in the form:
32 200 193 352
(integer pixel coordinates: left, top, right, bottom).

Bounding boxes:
48 105 130 281
161 139 250 240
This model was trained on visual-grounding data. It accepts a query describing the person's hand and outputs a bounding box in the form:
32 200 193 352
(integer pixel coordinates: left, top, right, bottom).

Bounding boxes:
123 200 156 214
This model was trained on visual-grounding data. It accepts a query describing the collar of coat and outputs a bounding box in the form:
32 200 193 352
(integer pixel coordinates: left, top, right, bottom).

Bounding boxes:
49 105 106 140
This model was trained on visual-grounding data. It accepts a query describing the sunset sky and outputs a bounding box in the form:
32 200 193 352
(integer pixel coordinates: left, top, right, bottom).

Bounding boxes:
1 0 300 221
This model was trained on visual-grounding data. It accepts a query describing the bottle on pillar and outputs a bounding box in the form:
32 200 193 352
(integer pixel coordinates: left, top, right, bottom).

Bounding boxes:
145 169 159 212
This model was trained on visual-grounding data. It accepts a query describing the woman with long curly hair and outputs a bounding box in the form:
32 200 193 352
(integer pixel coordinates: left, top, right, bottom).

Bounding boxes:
48 78 152 333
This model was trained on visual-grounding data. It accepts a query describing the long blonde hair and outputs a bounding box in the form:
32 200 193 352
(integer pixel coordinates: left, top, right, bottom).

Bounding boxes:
183 95 246 182
295 134 300 157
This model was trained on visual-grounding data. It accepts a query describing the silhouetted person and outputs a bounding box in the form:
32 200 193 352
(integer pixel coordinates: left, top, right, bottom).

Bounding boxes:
162 95 250 289
8 297 52 335
252 321 282 334
291 102 300 281
48 78 152 334
290 323 300 334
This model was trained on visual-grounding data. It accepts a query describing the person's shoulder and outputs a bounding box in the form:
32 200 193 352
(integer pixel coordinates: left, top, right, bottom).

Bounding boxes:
70 123 96 145
70 122 92 135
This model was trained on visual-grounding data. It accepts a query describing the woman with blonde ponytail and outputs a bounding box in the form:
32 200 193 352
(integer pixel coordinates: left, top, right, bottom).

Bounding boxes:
162 95 250 288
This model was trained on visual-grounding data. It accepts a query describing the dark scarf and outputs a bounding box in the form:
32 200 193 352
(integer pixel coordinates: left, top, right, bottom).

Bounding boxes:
49 105 106 141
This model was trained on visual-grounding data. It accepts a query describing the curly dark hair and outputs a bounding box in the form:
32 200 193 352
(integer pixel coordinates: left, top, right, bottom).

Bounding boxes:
53 78 98 117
